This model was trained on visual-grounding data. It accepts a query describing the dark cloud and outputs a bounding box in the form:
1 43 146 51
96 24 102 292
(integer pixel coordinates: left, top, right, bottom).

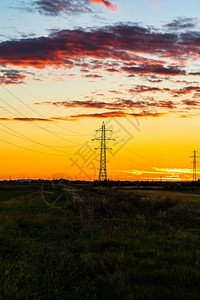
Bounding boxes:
84 74 103 78
175 86 200 95
0 117 53 122
147 79 163 83
33 0 117 15
165 18 197 31
35 99 127 110
189 72 200 76
128 84 200 97
128 85 170 93
1 23 200 78
34 0 90 15
182 99 200 106
175 80 199 84
0 25 179 66
122 64 185 76
34 98 177 110
52 100 117 109
151 100 176 109
0 69 26 85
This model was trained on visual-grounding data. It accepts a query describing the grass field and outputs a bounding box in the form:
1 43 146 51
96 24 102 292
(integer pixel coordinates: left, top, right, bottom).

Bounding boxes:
117 188 200 202
1 183 200 299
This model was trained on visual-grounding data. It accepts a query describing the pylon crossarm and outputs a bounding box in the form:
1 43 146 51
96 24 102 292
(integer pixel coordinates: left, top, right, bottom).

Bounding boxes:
96 129 112 132
93 138 115 141
95 147 112 150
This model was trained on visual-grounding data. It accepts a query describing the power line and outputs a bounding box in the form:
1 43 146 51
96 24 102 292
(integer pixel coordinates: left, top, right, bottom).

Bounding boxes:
0 87 82 145
0 94 87 157
0 97 80 150
0 136 68 156
0 96 81 153
0 121 70 154
19 84 89 136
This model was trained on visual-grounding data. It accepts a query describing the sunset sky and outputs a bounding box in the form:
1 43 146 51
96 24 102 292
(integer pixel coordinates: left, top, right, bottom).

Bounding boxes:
0 0 200 181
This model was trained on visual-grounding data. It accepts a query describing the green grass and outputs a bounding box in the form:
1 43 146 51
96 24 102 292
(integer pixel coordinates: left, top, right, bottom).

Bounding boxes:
0 184 200 299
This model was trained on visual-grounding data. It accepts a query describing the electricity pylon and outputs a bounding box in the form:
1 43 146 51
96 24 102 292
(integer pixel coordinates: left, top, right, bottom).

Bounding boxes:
190 150 199 181
92 121 115 181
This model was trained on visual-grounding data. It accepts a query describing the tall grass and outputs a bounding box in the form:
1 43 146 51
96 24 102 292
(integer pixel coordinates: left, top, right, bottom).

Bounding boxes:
0 184 200 299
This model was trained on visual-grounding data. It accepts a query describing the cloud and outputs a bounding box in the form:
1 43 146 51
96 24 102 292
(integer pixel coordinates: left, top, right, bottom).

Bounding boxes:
33 0 117 15
52 110 165 120
84 74 103 78
147 77 163 83
179 112 200 118
1 22 200 80
182 99 200 106
34 0 90 15
88 0 117 11
128 85 170 93
122 64 185 76
175 86 200 96
154 167 198 174
34 99 137 109
0 69 26 85
189 72 200 76
151 100 176 109
127 84 200 97
165 18 197 31
0 25 183 69
34 98 177 111
0 109 166 122
41 100 118 109
0 117 53 122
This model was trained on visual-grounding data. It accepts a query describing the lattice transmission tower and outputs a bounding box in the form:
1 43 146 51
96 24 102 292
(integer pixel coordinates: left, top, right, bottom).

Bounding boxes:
190 150 199 181
92 121 115 181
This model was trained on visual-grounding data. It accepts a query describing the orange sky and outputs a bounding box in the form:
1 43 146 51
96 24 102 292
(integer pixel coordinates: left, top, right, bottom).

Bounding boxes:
0 112 199 181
